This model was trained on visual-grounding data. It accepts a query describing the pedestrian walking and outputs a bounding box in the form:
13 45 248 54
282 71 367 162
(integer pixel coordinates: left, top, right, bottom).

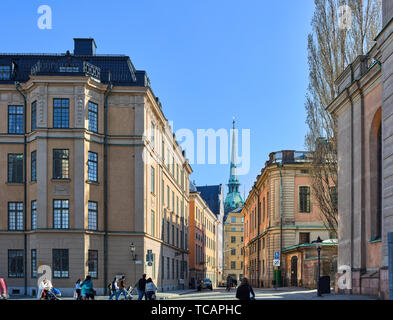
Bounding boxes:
226 275 232 292
116 276 128 300
81 275 95 300
236 277 255 301
74 279 82 300
145 278 157 300
136 274 147 300
108 277 118 300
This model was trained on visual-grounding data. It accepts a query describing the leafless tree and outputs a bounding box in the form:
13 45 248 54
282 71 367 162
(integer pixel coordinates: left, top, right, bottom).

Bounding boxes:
305 0 381 237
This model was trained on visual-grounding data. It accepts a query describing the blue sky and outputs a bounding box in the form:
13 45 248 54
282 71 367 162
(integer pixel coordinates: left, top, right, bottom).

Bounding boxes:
0 0 315 198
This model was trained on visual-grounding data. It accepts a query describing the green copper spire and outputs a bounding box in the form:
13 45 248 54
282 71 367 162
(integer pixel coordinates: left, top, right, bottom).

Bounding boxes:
224 118 244 213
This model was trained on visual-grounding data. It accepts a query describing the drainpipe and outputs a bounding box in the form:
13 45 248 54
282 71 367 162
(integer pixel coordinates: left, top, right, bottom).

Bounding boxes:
278 162 283 287
15 81 27 296
103 82 113 295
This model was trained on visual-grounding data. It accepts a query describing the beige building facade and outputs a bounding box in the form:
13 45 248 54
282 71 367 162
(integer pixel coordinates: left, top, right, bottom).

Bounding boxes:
0 38 192 296
243 151 332 288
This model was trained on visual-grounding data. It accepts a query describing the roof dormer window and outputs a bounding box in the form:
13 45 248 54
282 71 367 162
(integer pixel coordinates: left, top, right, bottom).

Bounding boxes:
0 65 11 80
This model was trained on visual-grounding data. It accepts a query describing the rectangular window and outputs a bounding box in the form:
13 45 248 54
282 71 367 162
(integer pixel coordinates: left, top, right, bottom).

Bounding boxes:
151 166 155 194
8 105 24 134
87 151 98 182
231 248 236 255
53 249 69 278
172 258 175 279
176 260 179 279
161 256 165 279
263 197 266 221
88 101 98 133
88 201 98 231
231 261 236 270
167 186 170 208
151 210 155 236
231 236 236 243
176 227 179 247
172 191 174 211
31 249 37 278
31 101 37 131
8 250 24 278
31 200 37 230
329 186 338 211
53 149 69 179
299 186 311 213
88 250 98 278
151 122 155 147
0 65 11 80
31 151 37 182
53 98 69 128
167 257 170 280
8 154 23 183
167 221 170 243
161 179 164 204
172 225 175 246
299 232 310 244
8 202 23 231
53 200 69 229
231 217 236 223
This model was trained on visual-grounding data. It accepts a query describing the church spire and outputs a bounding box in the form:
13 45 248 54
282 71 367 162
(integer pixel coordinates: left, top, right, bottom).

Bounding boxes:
224 118 244 213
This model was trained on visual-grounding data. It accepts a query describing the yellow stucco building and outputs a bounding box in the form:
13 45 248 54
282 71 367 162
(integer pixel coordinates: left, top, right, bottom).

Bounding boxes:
223 207 244 283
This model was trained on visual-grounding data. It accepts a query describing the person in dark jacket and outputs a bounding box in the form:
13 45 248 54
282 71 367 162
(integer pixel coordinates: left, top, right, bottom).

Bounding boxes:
236 277 255 300
136 274 147 300
108 277 118 300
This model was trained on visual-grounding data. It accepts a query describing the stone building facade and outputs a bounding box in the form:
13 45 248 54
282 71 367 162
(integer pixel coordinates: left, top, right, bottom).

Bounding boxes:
0 38 192 296
242 150 332 288
326 2 393 299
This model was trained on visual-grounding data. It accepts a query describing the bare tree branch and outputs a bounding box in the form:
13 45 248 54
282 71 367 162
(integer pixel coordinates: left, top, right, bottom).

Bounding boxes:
305 0 381 237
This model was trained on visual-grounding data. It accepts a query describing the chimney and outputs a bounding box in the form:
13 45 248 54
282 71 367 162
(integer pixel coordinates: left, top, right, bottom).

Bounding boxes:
73 38 97 56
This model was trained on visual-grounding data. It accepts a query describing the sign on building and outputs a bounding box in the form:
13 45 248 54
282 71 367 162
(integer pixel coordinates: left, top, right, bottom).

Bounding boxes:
273 259 280 267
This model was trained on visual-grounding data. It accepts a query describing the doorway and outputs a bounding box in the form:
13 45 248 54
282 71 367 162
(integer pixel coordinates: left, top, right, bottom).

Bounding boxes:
291 256 298 286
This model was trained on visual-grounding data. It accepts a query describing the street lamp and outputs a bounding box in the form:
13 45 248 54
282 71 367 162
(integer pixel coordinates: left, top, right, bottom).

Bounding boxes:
314 236 323 297
130 243 137 260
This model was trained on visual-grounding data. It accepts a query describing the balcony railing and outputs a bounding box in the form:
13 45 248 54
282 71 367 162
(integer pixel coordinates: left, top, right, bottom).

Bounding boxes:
30 60 101 81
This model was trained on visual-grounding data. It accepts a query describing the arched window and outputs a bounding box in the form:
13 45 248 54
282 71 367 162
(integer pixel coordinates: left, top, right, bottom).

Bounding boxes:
376 124 382 239
370 108 382 240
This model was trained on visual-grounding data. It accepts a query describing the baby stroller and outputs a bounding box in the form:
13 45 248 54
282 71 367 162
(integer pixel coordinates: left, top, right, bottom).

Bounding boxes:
41 287 61 300
125 286 137 300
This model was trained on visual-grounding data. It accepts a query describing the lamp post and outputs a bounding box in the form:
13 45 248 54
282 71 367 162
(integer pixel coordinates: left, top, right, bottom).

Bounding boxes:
314 236 323 297
130 243 137 286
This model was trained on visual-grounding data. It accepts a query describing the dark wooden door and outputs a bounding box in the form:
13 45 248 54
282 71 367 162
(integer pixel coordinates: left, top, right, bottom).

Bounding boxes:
291 256 298 286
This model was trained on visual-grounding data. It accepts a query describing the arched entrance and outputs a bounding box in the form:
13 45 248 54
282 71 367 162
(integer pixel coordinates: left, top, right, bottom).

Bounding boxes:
290 256 298 286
